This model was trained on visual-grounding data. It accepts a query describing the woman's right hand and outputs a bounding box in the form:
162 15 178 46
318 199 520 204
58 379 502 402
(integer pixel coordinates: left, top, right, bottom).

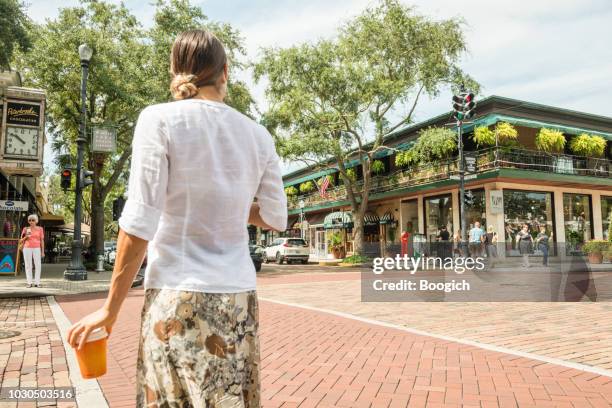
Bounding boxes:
67 308 116 350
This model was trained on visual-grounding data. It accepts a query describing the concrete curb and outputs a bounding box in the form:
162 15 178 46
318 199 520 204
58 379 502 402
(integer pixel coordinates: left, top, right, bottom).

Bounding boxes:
47 296 109 408
260 296 612 379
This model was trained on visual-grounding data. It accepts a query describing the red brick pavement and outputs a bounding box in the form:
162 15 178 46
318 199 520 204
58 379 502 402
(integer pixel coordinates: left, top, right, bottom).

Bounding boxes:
0 297 75 408
56 284 612 408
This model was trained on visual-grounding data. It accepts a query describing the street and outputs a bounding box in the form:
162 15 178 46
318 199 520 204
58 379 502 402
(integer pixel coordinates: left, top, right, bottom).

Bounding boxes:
2 264 610 407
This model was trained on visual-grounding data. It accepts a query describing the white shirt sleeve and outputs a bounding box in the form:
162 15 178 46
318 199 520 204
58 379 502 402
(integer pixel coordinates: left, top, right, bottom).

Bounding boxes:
118 107 169 241
255 136 287 232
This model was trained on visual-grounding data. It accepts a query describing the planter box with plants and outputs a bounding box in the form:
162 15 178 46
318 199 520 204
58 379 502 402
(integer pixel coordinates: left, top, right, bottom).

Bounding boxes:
582 240 611 264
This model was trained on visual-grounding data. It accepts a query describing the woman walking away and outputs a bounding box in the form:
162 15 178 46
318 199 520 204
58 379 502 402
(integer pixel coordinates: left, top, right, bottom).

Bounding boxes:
484 225 498 268
66 30 287 407
21 214 44 288
536 225 552 266
516 224 533 268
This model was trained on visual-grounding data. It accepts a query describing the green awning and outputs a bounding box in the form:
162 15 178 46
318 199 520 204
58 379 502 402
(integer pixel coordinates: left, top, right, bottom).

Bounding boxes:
467 114 612 141
379 211 396 225
323 211 353 229
284 168 336 187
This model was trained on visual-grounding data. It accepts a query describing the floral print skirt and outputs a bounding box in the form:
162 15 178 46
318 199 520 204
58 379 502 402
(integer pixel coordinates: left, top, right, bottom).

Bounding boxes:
136 288 260 408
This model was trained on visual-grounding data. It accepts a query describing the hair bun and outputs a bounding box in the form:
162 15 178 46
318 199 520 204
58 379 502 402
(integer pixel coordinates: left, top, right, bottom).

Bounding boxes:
170 73 198 100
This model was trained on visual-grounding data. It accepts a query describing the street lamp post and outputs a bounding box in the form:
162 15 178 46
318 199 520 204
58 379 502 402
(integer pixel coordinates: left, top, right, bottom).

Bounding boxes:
64 43 93 281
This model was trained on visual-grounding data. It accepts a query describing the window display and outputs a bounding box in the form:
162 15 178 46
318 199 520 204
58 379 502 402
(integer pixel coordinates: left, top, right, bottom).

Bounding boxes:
503 190 554 256
563 193 592 254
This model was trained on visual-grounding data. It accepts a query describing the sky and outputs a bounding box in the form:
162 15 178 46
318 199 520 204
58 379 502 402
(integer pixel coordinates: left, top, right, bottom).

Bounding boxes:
28 0 612 174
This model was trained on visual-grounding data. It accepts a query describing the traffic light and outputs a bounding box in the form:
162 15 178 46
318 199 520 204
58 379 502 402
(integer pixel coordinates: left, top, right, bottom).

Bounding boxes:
112 197 126 221
452 91 476 121
80 169 94 189
61 169 72 191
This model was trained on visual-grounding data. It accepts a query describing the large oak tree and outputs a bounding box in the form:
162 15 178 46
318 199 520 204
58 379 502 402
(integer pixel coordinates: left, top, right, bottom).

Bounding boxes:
255 0 478 254
18 0 253 257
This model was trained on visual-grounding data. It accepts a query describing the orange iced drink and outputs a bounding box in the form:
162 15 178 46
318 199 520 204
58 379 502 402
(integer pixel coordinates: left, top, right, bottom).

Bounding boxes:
75 327 108 379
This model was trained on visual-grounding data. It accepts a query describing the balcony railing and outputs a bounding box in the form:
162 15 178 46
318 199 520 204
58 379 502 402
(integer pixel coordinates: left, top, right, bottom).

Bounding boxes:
287 147 612 210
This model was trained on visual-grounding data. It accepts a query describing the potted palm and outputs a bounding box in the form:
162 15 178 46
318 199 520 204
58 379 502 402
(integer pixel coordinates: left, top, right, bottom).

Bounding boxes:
582 240 610 264
330 232 345 259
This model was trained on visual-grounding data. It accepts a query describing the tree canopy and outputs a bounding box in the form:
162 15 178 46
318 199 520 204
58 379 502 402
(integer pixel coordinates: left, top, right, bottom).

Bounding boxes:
255 0 478 253
0 0 31 70
16 0 252 254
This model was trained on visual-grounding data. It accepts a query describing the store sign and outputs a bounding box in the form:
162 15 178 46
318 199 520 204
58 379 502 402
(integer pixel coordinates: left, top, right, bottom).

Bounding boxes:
0 200 29 211
490 190 504 214
6 102 40 127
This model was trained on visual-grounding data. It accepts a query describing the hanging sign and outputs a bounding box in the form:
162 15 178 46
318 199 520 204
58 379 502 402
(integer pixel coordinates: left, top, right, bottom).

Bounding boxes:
490 190 504 214
91 126 117 153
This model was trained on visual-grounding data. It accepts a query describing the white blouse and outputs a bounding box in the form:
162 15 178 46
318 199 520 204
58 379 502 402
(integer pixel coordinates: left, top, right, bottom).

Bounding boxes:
119 99 287 293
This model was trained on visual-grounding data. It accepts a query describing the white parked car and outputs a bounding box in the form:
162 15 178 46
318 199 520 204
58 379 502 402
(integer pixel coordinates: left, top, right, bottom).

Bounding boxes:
264 238 309 264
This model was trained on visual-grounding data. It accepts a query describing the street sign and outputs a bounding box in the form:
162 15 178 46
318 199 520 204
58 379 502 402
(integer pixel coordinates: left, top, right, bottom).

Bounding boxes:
450 174 476 181
91 126 117 153
465 156 477 173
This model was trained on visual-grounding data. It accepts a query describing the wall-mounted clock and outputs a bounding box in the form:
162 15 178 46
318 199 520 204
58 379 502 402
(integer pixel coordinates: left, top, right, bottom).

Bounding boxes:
4 126 39 159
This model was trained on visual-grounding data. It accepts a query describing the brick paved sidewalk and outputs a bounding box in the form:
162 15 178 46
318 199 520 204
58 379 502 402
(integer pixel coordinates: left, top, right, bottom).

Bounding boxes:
0 297 75 408
56 288 612 408
0 264 114 298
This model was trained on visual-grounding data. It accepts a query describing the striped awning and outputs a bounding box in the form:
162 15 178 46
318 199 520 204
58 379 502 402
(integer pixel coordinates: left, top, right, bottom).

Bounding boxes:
364 211 380 226
323 211 353 229
379 211 395 225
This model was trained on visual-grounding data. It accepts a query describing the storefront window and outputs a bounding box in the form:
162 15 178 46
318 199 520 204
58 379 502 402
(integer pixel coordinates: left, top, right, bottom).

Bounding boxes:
503 190 554 255
602 196 612 241
563 193 592 254
464 189 486 230
424 194 453 242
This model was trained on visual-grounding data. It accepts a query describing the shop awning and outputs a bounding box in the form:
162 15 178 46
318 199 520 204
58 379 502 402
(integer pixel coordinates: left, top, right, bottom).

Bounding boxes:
324 211 354 229
305 212 327 226
39 212 64 226
57 223 91 236
364 211 380 226
379 211 396 225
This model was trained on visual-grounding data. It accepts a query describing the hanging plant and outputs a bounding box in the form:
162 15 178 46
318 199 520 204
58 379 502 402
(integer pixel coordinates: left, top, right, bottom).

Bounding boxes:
344 168 357 182
496 122 518 142
535 128 566 153
473 126 495 147
284 186 298 196
473 122 518 147
299 181 315 194
371 159 385 175
394 150 415 167
408 127 457 165
569 134 606 157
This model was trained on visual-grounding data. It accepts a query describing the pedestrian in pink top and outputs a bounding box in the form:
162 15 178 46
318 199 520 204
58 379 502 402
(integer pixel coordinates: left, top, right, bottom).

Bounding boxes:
20 214 45 288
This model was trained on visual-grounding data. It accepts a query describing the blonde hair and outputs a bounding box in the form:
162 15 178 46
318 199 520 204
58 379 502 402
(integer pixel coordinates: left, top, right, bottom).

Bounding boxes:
169 30 227 100
487 225 494 233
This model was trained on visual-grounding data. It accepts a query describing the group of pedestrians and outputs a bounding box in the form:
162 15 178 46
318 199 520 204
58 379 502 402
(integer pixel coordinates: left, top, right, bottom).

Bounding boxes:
435 221 553 268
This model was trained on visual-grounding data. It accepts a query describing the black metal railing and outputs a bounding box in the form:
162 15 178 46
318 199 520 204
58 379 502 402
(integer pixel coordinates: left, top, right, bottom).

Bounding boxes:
287 147 611 210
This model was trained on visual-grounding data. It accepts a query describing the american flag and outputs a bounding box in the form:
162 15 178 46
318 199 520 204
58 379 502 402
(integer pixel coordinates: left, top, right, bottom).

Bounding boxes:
319 176 330 198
